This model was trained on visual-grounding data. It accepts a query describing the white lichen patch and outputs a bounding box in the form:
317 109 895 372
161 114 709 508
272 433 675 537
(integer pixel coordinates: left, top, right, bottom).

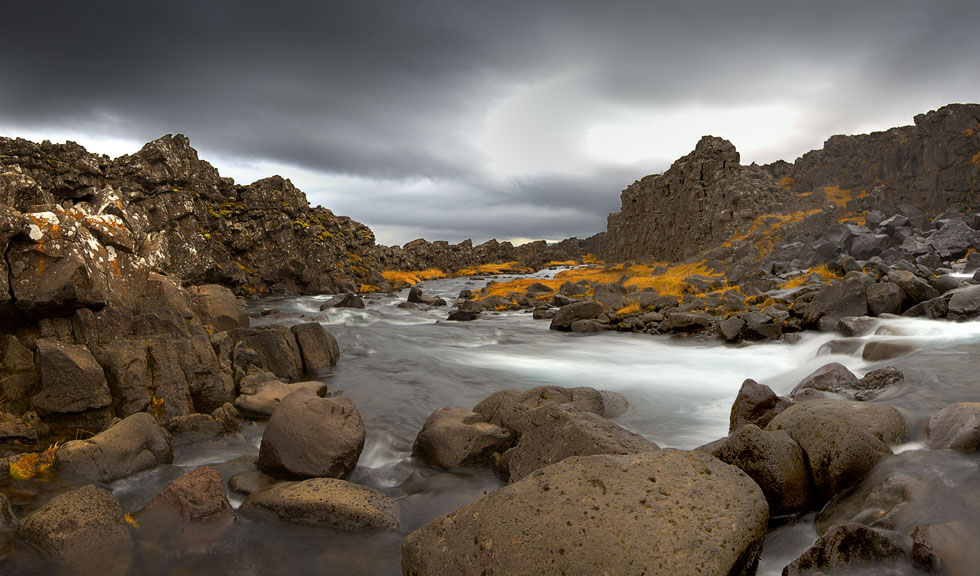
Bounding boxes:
27 224 43 241
106 245 117 262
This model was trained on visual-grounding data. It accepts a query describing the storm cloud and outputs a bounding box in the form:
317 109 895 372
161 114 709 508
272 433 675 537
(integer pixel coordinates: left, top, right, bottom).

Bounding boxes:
1 1 978 245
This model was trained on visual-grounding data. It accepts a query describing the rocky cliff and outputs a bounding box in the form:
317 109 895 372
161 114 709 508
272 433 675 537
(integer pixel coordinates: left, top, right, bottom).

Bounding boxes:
376 235 601 273
0 134 384 298
603 103 980 262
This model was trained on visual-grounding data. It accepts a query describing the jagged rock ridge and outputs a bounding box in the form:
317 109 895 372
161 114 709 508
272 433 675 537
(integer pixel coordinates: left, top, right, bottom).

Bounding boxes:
603 103 980 262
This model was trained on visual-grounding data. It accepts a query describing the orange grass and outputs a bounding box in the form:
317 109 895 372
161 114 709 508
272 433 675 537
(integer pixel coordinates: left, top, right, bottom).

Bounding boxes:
359 284 382 293
478 278 561 299
779 176 795 191
454 262 533 277
779 264 843 290
823 185 852 206
544 260 579 267
382 268 448 287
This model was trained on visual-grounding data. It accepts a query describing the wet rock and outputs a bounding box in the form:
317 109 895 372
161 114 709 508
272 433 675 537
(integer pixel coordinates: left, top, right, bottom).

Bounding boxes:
167 413 226 436
290 322 340 372
473 385 605 434
719 316 746 342
402 449 768 576
234 374 327 419
790 362 858 397
911 522 979 576
549 300 603 331
320 293 365 310
17 485 134 576
211 402 244 432
242 477 398 532
136 466 234 551
531 307 556 320
933 273 962 294
241 326 304 381
946 284 980 320
189 284 249 332
0 492 16 530
862 340 917 361
411 407 516 469
853 366 904 400
497 402 659 482
32 340 113 429
730 378 792 432
598 390 630 418
664 311 712 333
407 286 447 307
866 282 904 316
902 296 948 319
257 389 365 478
926 402 980 451
55 412 173 482
836 316 877 336
710 424 812 515
229 470 280 496
782 523 907 576
767 399 905 499
447 309 480 321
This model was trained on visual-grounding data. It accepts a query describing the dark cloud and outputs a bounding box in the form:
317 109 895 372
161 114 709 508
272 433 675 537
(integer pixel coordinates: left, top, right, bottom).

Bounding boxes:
1 1 978 244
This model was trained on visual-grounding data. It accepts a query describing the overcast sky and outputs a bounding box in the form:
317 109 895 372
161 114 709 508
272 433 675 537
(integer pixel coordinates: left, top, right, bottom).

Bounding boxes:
1 1 978 246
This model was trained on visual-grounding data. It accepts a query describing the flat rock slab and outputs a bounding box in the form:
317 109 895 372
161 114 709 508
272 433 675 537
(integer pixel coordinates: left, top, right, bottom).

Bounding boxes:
242 478 398 532
402 449 769 576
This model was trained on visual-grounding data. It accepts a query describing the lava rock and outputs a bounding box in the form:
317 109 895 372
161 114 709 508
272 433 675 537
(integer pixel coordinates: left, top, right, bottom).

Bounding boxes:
135 466 234 551
730 378 792 432
783 523 907 575
549 300 603 331
290 322 340 372
926 402 980 451
55 412 173 482
242 478 398 532
411 407 516 469
189 284 249 332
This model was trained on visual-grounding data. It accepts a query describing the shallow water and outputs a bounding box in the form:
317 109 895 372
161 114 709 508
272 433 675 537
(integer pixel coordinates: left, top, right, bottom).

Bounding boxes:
4 269 980 575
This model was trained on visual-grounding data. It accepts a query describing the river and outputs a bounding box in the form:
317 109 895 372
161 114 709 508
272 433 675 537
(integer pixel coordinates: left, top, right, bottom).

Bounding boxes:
6 268 980 575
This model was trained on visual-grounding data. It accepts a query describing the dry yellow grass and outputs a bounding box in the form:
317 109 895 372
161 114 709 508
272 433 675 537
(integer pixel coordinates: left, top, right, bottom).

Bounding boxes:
779 264 843 290
454 262 533 277
824 185 852 207
544 260 580 267
478 278 561 299
964 128 974 137
582 253 603 264
972 150 980 164
382 268 448 287
359 284 382 293
8 444 58 480
779 176 795 191
616 302 641 315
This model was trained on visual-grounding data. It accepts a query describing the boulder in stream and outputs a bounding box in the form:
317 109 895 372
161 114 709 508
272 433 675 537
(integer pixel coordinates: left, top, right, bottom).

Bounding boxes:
242 478 398 532
412 407 515 469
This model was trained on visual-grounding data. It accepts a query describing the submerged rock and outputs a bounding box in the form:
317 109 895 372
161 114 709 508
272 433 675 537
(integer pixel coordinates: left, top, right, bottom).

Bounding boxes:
926 402 980 451
782 523 907 576
55 412 173 483
402 449 769 576
136 466 234 552
242 478 398 532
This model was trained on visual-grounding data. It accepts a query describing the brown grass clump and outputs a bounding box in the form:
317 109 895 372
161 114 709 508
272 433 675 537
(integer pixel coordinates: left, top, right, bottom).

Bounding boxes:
382 268 447 287
544 260 579 267
779 264 843 290
8 443 58 480
454 262 533 277
616 302 641 315
478 278 561 300
582 253 603 264
779 176 795 191
823 185 853 207
359 284 382 293
964 128 974 137
972 150 980 164
724 209 822 258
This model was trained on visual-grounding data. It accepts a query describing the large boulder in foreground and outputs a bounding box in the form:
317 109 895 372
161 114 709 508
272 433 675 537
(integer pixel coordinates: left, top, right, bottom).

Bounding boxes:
730 378 792 432
767 399 906 500
55 412 173 482
498 402 659 482
412 407 515 469
290 322 340 373
402 449 769 576
257 389 365 478
242 478 398 532
189 284 249 332
17 485 134 576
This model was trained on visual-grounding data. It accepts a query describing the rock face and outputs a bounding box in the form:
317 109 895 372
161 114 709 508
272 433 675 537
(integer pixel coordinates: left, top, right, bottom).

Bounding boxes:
402 449 769 576
602 104 980 263
926 402 980 451
17 485 134 576
411 407 516 469
257 389 365 478
376 236 594 276
55 412 173 482
32 340 113 429
242 478 399 532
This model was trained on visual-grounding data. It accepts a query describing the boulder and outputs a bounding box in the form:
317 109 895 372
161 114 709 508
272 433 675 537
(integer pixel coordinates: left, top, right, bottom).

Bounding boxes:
767 399 906 499
887 269 940 307
408 286 447 307
730 378 792 432
0 492 16 530
710 424 812 515
902 296 948 319
32 340 113 428
866 282 904 316
290 322 340 372
319 293 365 309
55 412 173 482
783 523 907 576
853 366 904 400
411 407 516 469
742 311 783 340
135 466 234 551
16 485 134 576
257 389 365 478
473 385 605 434
242 477 398 532
664 311 712 332
167 413 226 436
598 390 630 418
790 362 858 396
402 449 769 576
836 316 877 336
926 402 980 451
234 378 326 419
569 319 605 333
447 310 479 321
719 316 746 342
549 300 603 331
189 284 249 332
211 402 244 432
241 326 304 381
862 340 916 361
947 284 980 320
497 402 659 482
89 339 152 417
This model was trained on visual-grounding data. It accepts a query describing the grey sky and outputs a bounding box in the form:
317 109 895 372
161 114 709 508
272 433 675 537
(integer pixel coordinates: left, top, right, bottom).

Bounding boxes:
1 1 978 245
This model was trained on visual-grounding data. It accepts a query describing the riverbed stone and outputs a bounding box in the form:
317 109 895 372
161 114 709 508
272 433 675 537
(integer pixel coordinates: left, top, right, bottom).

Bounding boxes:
473 385 606 434
241 326 304 381
946 284 980 320
730 378 792 432
242 478 398 532
17 485 134 576
257 389 365 478
926 402 980 451
55 412 173 482
867 282 904 316
862 340 917 361
402 449 769 576
290 322 340 372
790 362 858 397
234 376 327 419
783 523 907 576
136 466 234 551
549 300 603 331
767 399 905 499
497 402 659 482
412 407 516 469
711 424 812 515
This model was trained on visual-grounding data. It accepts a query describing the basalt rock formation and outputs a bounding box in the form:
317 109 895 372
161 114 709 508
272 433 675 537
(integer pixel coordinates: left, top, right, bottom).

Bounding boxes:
603 103 980 263
0 134 383 297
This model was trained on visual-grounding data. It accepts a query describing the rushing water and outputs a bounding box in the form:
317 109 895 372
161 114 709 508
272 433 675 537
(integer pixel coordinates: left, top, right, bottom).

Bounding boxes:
5 269 980 575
